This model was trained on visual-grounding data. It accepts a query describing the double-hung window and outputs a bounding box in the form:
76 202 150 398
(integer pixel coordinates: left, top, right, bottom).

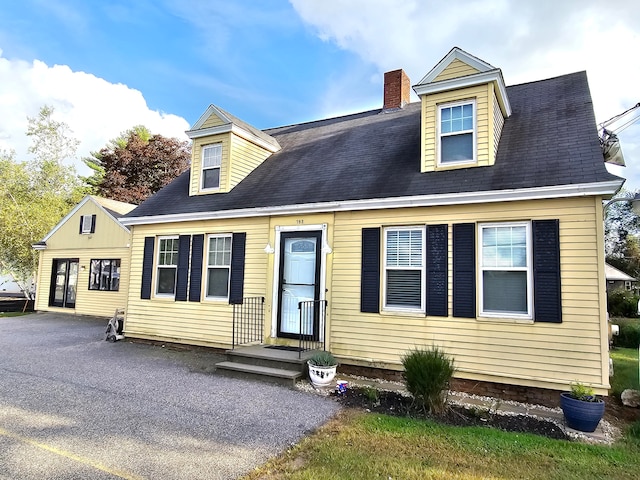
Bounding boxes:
384 227 425 311
438 100 475 165
156 236 179 296
480 222 532 318
89 259 121 291
206 234 232 299
201 144 222 190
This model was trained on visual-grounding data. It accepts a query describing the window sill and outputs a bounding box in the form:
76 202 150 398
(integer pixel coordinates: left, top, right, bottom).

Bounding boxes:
203 296 229 302
476 315 534 325
381 307 425 317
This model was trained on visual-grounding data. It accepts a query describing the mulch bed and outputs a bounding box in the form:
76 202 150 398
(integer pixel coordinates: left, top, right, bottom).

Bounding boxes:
335 386 570 440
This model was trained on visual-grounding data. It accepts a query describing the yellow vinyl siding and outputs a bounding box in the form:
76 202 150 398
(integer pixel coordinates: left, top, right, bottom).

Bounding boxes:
330 196 607 392
433 58 480 82
125 218 270 348
190 134 230 195
35 246 131 317
228 133 272 190
421 84 491 172
199 113 226 129
34 199 131 317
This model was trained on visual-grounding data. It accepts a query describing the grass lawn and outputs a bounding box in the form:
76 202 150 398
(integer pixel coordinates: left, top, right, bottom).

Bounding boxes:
0 311 32 317
611 347 640 397
244 410 640 480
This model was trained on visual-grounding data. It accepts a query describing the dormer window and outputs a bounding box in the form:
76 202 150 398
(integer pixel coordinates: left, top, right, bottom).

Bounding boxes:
202 143 222 190
438 100 476 165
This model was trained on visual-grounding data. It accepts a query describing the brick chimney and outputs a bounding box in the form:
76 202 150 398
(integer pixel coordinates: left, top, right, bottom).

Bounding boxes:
383 69 410 110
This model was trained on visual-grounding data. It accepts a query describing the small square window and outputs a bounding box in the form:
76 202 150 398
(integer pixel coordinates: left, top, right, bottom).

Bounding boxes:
202 144 222 190
438 101 475 165
383 227 425 311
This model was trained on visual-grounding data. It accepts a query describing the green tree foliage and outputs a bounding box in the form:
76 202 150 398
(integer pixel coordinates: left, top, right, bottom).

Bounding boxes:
84 127 190 205
605 190 640 279
0 106 85 295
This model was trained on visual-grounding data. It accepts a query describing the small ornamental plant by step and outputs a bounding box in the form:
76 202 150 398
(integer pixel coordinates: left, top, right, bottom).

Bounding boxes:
569 382 600 402
308 350 338 367
402 346 455 414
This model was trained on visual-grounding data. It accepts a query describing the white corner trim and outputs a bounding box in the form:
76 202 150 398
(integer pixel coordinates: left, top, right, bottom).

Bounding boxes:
119 180 624 226
413 70 512 117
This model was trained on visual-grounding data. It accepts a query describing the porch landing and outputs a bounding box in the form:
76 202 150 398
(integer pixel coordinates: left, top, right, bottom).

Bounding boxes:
215 345 317 387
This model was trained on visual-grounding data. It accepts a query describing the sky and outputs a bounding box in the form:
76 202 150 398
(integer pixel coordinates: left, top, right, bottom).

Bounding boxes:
0 0 638 189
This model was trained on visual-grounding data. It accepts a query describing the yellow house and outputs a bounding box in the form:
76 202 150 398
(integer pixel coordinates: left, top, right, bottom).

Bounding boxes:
33 195 135 317
120 48 624 401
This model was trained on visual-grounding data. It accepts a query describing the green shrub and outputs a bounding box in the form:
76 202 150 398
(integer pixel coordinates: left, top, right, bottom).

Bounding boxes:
401 346 455 414
612 318 640 349
308 350 337 367
608 289 640 318
569 382 598 402
625 419 640 446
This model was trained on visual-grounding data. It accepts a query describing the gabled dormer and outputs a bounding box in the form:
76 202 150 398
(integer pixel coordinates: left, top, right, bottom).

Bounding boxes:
186 105 281 196
413 47 511 172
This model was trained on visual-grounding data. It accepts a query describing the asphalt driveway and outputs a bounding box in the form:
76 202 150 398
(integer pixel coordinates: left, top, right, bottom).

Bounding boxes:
0 313 340 479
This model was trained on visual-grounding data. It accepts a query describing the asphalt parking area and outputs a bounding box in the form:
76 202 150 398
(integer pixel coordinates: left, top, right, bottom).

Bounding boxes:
0 313 340 479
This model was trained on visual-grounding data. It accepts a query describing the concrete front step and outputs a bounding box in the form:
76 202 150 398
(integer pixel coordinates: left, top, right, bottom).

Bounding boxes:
216 361 304 387
226 348 310 372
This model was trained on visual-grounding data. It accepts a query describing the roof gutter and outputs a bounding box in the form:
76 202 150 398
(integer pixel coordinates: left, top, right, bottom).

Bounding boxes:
119 179 624 226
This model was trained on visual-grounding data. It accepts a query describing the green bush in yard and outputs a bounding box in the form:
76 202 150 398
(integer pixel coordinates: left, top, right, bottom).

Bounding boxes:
612 318 640 348
607 289 639 318
402 346 455 414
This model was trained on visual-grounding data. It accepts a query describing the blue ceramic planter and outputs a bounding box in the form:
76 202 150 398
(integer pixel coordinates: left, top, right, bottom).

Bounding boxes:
560 392 605 432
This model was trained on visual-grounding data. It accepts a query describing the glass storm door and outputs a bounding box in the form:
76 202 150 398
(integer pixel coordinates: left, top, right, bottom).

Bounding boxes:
49 259 79 308
277 231 322 339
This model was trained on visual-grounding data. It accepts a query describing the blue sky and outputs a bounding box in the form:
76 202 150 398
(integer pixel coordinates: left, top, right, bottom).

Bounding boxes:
0 0 638 188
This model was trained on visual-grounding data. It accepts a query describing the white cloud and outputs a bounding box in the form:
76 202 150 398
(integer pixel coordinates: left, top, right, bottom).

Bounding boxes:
290 0 640 189
0 48 190 175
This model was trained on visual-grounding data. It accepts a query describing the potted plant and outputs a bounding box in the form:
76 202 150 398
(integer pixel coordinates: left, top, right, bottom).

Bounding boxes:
560 382 605 432
307 351 338 387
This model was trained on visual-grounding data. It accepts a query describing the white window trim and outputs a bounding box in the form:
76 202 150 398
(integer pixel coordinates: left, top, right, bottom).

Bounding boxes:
382 226 426 313
478 221 533 319
155 235 179 297
205 233 232 301
437 99 477 166
201 143 222 191
81 215 92 234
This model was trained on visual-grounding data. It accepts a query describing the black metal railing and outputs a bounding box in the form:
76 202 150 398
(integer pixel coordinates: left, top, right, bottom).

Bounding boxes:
232 296 264 349
298 299 327 358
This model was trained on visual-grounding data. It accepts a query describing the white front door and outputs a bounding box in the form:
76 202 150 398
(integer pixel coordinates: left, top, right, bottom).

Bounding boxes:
277 231 321 339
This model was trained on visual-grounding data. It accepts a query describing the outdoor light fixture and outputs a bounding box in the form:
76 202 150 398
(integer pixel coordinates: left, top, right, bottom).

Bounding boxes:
264 242 275 254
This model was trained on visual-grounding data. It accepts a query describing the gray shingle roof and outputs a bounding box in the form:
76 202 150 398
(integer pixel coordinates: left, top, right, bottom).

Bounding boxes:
126 71 621 219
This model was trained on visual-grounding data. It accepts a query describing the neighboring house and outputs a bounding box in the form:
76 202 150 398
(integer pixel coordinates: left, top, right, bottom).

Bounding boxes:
605 262 637 292
33 195 136 317
120 48 623 398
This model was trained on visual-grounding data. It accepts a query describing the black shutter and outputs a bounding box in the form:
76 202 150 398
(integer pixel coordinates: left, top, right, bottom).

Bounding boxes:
453 223 476 318
426 224 448 316
141 237 155 300
189 234 204 302
361 227 381 313
79 216 83 234
175 235 191 301
90 214 96 233
533 219 562 323
229 232 246 304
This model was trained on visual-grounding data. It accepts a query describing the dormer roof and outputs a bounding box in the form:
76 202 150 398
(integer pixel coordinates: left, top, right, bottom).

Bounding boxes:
413 47 511 117
186 104 281 153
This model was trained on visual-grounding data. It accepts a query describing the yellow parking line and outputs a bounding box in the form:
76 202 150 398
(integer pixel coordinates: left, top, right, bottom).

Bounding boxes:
0 427 144 480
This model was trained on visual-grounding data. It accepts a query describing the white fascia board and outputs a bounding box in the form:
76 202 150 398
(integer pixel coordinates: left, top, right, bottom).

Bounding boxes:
120 180 624 226
416 47 495 86
413 70 512 117
187 124 280 152
189 105 231 130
